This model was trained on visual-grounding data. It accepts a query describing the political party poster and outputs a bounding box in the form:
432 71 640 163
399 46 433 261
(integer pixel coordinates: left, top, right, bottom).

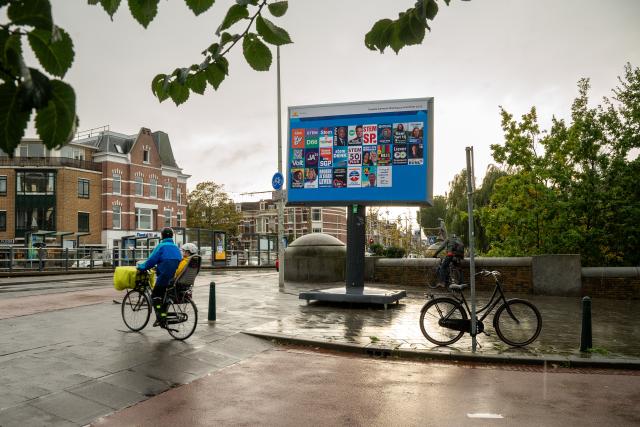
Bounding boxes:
347 166 361 188
362 124 377 145
333 147 348 167
287 98 433 206
378 124 392 144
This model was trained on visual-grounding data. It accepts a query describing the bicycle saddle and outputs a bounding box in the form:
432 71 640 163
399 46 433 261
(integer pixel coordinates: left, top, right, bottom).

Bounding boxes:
449 283 468 291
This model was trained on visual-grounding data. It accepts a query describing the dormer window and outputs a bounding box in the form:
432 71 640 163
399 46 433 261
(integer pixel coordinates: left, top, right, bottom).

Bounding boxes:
114 144 123 154
143 149 150 163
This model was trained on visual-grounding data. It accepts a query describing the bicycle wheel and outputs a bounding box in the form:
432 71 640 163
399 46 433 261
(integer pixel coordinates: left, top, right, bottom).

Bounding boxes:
449 266 464 285
165 298 198 341
121 290 151 332
493 299 542 347
419 297 467 346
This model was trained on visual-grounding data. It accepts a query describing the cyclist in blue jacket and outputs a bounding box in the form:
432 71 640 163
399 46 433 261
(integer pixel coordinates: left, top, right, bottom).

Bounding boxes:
137 227 182 327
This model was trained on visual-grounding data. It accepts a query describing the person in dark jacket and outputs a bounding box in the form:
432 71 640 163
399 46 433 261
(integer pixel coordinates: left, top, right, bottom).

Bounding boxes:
137 227 182 326
434 234 464 287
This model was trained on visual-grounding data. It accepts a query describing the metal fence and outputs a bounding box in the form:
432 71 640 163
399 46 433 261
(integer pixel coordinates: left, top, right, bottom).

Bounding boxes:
0 247 277 271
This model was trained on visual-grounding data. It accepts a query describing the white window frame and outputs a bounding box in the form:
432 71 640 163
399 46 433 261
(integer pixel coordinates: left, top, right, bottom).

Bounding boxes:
112 173 121 195
135 208 153 231
164 182 173 201
164 209 172 227
311 208 322 221
112 205 121 229
176 212 182 227
135 176 143 196
150 178 157 198
143 149 150 164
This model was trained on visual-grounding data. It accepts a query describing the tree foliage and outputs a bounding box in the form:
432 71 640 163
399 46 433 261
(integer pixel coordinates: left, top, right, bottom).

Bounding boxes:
186 181 242 237
0 0 468 155
481 64 640 266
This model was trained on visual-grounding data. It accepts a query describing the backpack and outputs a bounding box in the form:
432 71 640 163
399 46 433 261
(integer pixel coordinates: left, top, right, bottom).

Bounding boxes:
449 236 465 257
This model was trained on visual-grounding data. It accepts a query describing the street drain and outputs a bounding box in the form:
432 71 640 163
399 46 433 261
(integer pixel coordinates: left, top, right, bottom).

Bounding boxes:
366 349 391 358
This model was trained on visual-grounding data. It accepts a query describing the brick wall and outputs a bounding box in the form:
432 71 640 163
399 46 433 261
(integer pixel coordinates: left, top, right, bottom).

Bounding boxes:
56 169 102 244
0 169 15 239
582 275 640 300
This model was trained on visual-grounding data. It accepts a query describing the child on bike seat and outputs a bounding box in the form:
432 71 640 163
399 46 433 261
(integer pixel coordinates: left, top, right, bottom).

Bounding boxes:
137 227 182 327
434 234 465 287
175 242 198 279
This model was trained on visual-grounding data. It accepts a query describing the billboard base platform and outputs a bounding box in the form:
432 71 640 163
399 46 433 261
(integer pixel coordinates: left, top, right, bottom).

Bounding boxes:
299 286 406 309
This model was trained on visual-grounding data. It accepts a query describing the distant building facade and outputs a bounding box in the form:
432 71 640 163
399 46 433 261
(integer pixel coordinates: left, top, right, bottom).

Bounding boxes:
0 127 189 250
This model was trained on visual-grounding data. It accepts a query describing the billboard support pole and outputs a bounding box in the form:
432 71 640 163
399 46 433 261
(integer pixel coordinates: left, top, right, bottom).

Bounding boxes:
346 204 366 288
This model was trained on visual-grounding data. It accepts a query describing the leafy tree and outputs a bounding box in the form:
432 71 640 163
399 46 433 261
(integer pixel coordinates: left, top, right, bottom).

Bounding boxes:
186 181 242 237
419 195 446 233
0 0 468 155
482 64 640 266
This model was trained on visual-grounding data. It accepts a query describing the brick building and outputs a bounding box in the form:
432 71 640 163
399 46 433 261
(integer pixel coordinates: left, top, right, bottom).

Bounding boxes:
74 127 189 251
0 127 188 251
235 194 347 249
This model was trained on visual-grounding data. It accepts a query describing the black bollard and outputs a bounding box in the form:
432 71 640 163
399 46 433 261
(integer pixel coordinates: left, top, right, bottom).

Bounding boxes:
208 281 216 321
580 296 592 352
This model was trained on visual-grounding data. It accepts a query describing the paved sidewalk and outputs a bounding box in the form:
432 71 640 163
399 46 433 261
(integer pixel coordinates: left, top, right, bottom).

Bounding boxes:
0 271 638 426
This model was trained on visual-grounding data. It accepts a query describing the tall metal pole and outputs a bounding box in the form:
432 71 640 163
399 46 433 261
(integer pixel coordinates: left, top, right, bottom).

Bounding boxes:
465 147 477 352
277 45 285 287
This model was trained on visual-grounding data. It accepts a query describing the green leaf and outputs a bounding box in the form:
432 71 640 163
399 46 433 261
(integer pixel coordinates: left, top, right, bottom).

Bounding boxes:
3 34 24 76
256 16 292 46
8 0 53 30
405 10 426 45
151 73 169 102
169 80 189 106
204 57 228 89
184 0 215 16
267 1 288 17
128 0 159 28
95 0 122 19
389 23 404 54
217 4 248 34
27 27 74 78
187 71 207 95
19 68 52 110
242 33 271 71
423 0 438 20
0 82 30 156
236 0 258 5
220 32 235 46
34 80 77 148
364 18 393 53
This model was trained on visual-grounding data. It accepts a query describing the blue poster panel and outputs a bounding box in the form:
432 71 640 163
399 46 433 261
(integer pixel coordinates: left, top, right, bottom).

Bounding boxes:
287 98 433 206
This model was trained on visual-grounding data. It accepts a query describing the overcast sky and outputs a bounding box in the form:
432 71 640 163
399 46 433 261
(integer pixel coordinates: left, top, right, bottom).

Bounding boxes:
26 0 640 210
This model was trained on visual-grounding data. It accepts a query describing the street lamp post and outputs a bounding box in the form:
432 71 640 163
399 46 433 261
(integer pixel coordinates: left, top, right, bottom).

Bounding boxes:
277 45 285 287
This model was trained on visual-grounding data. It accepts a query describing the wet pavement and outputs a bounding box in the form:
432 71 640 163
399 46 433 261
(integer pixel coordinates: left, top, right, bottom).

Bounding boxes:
0 270 639 426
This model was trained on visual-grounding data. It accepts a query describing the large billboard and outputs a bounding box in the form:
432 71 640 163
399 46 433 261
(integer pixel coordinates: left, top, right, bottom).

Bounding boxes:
286 98 433 206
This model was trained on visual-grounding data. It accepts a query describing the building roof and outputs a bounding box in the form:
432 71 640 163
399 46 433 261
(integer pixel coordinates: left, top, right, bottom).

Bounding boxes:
151 131 178 168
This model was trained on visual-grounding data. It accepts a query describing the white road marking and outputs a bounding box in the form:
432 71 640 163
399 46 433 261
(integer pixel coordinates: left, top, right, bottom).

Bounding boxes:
467 413 504 419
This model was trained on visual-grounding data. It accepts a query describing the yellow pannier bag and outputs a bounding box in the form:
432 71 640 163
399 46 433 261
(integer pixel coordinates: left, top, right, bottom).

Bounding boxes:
113 266 155 291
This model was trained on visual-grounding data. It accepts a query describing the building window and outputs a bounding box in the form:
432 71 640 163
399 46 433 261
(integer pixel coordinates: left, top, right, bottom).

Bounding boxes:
16 171 55 195
143 149 150 163
150 178 157 198
312 227 322 233
176 212 182 227
112 173 121 195
112 206 121 229
16 207 55 232
164 182 173 201
235 204 241 212
0 176 6 196
164 209 171 227
78 178 90 198
78 212 90 233
19 143 45 157
311 208 322 221
0 211 6 231
177 187 182 204
135 176 143 196
135 208 153 230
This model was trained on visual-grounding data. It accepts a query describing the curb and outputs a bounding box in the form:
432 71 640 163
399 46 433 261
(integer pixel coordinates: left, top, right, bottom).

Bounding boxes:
243 331 640 370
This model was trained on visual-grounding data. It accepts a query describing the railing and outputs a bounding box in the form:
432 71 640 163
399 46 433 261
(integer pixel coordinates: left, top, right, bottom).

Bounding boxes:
226 249 277 267
0 247 111 272
0 157 102 172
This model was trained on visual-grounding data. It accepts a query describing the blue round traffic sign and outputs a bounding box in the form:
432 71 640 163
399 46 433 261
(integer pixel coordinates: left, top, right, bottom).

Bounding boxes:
272 172 284 190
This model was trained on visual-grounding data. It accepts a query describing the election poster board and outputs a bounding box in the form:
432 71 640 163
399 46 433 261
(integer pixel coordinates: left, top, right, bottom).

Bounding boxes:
287 98 433 206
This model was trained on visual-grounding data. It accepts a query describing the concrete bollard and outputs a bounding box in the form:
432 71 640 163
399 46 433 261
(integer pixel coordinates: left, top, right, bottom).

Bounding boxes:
580 296 592 352
208 281 216 321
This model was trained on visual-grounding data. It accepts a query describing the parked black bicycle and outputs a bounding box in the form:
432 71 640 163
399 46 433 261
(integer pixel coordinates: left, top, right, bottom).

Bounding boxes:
419 269 542 347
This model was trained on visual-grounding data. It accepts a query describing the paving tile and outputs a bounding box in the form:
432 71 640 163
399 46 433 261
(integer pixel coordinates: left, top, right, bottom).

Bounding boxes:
29 391 112 425
100 370 170 397
67 380 146 409
0 403 75 427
